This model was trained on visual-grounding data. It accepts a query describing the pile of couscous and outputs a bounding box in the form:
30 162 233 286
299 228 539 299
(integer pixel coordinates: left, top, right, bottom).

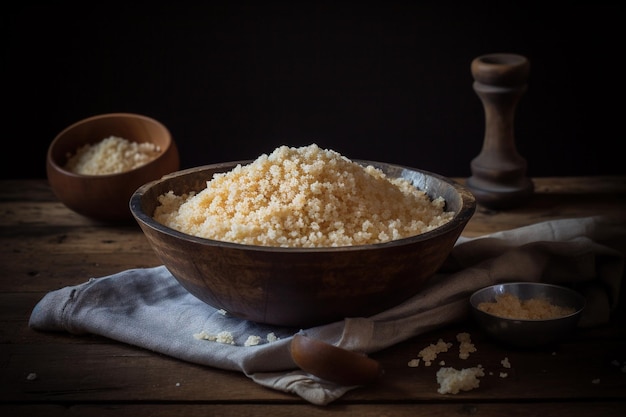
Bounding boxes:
64 136 161 175
153 144 454 247
477 292 575 320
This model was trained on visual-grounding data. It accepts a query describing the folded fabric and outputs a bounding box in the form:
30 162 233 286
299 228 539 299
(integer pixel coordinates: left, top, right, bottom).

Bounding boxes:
29 216 625 405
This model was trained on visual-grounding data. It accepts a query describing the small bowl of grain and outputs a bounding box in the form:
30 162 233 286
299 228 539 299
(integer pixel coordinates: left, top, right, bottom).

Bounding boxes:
469 282 586 348
47 113 180 222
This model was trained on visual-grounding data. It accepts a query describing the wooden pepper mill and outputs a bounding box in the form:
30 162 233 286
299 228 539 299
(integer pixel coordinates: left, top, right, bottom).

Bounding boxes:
467 53 534 210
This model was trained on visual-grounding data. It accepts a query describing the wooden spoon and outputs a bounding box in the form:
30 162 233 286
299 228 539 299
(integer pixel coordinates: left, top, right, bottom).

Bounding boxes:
289 334 384 386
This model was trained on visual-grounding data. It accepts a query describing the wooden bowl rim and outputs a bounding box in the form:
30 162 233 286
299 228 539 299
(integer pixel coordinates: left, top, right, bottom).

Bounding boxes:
47 112 174 179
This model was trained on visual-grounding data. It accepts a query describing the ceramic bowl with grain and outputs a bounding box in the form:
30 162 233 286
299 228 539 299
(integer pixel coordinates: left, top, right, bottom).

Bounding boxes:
130 161 476 327
47 113 180 222
470 282 586 348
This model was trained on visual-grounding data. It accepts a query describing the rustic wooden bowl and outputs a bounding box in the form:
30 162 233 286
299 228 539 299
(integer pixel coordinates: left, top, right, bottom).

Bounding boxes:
130 161 476 327
47 113 180 222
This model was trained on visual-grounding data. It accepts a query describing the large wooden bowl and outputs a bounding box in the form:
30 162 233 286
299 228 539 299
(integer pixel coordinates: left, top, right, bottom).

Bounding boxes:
130 161 476 327
47 113 180 222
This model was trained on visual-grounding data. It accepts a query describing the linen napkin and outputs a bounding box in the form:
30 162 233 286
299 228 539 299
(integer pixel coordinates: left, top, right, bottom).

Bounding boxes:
29 216 625 405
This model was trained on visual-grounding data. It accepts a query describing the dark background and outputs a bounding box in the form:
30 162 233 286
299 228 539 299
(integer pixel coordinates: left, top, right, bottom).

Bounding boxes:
2 1 624 180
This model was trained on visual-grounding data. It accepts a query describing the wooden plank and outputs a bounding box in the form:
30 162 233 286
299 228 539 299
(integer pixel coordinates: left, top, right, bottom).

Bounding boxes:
528 176 626 194
2 323 625 403
1 178 625 415
0 343 293 403
0 251 161 293
0 201 134 227
0 227 152 255
1 402 625 417
459 177 626 237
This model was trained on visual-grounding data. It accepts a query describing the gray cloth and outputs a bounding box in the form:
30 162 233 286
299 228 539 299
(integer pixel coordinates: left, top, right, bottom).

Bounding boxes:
29 216 625 405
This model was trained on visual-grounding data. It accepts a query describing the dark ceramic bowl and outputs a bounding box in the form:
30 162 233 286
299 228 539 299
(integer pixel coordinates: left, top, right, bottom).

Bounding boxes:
130 161 476 327
470 282 586 348
47 113 180 222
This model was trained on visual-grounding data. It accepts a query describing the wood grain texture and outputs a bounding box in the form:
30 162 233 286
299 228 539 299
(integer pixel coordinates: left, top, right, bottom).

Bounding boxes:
1 178 625 416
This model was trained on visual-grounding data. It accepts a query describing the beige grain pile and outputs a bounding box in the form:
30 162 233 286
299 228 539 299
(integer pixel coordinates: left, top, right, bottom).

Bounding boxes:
154 144 454 247
436 366 485 395
478 293 575 320
64 136 161 175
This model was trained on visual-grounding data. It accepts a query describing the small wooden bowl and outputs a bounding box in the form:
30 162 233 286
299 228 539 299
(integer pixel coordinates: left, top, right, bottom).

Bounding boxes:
131 161 476 327
47 113 180 222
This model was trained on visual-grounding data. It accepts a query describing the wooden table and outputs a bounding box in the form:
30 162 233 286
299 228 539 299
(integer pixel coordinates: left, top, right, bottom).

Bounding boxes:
1 177 625 416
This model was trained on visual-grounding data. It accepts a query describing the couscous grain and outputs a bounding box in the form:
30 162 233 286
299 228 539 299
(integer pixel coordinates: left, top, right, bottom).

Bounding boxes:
154 144 454 247
478 293 575 320
64 136 161 175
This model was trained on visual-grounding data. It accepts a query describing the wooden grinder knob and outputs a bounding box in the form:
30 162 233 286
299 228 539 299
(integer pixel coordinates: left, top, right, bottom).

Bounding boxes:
466 53 534 210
